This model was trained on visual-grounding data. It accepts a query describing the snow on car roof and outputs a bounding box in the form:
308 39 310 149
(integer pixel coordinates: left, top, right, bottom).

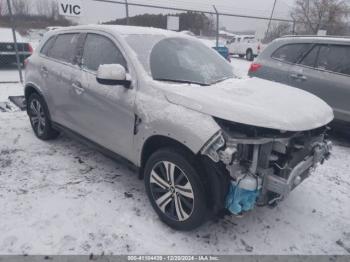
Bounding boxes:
0 27 25 43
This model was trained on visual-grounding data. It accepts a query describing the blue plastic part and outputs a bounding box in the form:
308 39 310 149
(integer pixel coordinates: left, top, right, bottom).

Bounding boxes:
225 182 260 215
212 46 230 61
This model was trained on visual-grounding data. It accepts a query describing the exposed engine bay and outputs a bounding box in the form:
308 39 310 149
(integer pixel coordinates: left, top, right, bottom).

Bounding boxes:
201 118 332 215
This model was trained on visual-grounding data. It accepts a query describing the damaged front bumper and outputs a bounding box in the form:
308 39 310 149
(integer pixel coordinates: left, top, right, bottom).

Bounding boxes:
263 140 332 200
201 125 332 215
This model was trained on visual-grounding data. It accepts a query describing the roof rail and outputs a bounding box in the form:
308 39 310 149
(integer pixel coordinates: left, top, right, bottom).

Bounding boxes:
280 35 350 39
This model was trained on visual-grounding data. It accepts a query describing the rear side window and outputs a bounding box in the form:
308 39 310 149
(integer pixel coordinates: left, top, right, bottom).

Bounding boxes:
47 33 80 64
40 36 56 56
272 43 312 64
299 45 320 67
316 45 350 76
82 34 127 72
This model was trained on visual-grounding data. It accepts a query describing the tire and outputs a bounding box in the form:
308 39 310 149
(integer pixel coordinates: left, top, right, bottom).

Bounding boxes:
27 93 59 140
246 49 254 61
144 148 208 231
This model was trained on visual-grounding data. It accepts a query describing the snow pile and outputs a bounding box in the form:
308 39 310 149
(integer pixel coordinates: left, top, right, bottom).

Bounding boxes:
0 61 349 255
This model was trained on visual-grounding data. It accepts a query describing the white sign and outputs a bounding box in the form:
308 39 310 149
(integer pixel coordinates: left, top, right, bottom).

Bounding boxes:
167 16 180 31
59 0 83 17
317 30 327 36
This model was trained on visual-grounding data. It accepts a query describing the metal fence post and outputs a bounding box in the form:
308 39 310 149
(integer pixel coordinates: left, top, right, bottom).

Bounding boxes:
6 0 23 84
213 5 219 48
292 20 296 35
125 0 129 25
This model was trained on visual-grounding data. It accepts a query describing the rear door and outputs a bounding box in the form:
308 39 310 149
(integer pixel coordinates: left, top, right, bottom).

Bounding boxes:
289 44 350 122
256 43 312 84
44 33 82 130
72 33 136 159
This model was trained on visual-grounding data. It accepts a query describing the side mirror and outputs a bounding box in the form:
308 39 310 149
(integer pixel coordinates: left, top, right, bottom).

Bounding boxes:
96 64 131 88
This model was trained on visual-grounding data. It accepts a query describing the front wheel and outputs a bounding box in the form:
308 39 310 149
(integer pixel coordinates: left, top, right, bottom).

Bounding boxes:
144 148 208 231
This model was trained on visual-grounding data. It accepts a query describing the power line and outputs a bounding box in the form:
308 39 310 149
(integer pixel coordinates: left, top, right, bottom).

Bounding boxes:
131 0 291 18
92 0 295 22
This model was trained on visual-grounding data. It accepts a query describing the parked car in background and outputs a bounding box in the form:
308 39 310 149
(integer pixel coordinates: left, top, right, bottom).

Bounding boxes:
226 35 264 61
25 25 332 230
248 36 350 125
0 27 33 65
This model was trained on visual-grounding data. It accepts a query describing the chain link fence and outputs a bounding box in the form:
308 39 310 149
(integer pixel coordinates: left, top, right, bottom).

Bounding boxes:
1 0 339 84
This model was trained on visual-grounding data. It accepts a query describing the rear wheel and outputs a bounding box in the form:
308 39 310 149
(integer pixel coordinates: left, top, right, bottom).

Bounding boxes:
246 49 254 61
144 148 208 231
27 93 59 140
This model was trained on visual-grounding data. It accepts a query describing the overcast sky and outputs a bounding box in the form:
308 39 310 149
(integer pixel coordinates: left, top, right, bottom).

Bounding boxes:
70 0 296 33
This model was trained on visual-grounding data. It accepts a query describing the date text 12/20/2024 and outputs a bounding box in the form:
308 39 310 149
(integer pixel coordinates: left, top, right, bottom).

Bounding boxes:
127 256 219 261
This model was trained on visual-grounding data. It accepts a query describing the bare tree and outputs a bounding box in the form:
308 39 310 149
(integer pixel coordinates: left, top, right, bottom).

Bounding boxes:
264 22 292 42
36 0 50 17
11 0 30 16
292 0 350 35
49 0 59 20
0 0 8 16
36 0 59 19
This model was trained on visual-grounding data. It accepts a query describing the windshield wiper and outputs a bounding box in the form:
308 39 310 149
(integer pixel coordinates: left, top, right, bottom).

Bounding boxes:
154 78 209 86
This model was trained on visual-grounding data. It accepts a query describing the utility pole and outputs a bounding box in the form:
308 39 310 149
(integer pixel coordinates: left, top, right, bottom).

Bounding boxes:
6 0 23 83
213 5 219 48
125 0 130 25
266 0 277 37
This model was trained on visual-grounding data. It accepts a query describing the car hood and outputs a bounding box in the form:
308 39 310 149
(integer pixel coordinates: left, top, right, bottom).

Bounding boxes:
162 77 334 131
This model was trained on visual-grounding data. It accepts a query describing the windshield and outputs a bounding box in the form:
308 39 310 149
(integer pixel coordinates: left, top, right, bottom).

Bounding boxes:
125 35 234 85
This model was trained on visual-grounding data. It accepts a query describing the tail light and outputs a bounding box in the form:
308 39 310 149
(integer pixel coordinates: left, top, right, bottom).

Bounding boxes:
249 63 262 73
27 43 33 54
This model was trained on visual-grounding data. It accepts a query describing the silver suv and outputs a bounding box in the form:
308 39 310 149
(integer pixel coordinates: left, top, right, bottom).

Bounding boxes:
248 36 350 124
25 25 333 230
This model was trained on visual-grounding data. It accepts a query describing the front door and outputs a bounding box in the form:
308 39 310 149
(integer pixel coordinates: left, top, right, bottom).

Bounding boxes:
71 33 136 160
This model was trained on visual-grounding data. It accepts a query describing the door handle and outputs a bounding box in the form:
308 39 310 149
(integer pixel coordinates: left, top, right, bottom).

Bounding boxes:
72 82 84 94
290 73 307 81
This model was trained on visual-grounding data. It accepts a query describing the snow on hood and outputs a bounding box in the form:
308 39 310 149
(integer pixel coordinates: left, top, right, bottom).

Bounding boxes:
162 77 334 132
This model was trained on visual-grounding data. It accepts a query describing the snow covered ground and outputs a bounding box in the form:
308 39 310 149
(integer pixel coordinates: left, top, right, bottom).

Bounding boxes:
0 59 349 255
0 64 21 83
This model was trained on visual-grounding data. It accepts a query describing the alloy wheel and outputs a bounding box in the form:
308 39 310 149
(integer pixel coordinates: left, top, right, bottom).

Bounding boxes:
150 161 194 221
29 99 46 136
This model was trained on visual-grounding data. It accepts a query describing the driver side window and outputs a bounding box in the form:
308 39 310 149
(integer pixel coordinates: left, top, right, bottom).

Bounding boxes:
82 34 127 72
